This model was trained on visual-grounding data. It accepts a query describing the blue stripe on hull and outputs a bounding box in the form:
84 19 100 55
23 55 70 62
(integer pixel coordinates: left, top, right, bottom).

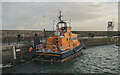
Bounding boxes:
61 44 82 58
36 44 83 62
36 55 61 60
62 50 74 58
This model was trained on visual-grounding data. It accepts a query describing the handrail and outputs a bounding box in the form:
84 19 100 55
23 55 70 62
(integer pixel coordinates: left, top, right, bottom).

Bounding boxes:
45 43 76 49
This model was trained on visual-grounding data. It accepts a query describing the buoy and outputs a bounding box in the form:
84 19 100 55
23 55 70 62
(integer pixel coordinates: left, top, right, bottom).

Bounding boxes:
51 45 57 52
38 44 43 50
29 47 33 52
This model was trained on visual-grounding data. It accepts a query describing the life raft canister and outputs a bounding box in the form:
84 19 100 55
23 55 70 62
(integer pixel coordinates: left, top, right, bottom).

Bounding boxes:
29 47 33 52
50 45 57 52
38 44 43 50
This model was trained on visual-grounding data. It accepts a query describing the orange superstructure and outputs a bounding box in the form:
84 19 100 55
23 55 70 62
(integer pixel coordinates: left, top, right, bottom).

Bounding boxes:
46 11 80 52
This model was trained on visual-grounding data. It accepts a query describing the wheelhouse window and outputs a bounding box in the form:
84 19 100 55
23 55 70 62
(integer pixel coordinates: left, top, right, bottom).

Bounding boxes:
67 37 77 41
57 22 67 30
71 37 77 40
56 38 58 43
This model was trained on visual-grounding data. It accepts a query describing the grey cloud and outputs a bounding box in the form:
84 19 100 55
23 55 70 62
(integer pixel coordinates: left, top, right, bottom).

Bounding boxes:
2 2 118 31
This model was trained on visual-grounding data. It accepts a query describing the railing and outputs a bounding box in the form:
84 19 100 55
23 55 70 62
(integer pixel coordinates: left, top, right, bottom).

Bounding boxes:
44 42 78 50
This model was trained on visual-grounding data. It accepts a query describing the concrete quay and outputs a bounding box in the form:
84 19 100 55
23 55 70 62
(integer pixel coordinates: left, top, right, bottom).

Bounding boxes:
2 43 32 65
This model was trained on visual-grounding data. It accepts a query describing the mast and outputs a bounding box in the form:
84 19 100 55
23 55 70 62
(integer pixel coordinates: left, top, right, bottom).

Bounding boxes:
59 11 62 22
69 18 71 27
57 11 62 30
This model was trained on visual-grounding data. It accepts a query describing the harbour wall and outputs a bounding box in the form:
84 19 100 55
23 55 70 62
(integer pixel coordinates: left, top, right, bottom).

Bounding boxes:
2 30 119 37
79 37 118 46
1 30 119 43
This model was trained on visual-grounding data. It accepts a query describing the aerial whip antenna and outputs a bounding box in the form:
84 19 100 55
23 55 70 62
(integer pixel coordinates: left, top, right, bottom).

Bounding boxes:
59 11 62 22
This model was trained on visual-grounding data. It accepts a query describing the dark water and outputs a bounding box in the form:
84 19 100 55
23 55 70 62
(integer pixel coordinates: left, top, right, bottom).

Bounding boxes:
2 45 119 73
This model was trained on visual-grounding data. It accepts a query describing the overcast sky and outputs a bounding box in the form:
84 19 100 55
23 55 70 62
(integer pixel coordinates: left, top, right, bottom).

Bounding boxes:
2 2 118 31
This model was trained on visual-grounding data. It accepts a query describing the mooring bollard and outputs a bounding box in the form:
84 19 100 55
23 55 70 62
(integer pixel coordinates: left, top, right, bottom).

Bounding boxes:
13 46 16 60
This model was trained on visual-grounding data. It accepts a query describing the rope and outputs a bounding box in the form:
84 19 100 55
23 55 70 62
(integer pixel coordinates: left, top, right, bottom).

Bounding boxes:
19 58 36 66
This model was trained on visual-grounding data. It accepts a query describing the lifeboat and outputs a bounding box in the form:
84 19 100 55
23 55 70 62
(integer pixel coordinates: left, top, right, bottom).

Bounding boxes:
35 11 84 62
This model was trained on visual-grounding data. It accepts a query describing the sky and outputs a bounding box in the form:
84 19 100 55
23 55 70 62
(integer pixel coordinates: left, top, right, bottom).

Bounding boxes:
1 1 119 31
1 0 120 2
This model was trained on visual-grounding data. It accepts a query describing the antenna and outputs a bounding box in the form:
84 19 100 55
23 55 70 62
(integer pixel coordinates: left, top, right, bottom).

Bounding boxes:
43 16 45 30
59 11 62 22
69 18 71 27
53 20 55 31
